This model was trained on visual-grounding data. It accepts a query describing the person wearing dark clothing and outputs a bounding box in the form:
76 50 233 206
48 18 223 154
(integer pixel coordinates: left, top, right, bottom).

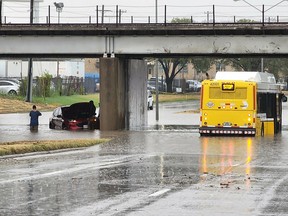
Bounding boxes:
29 105 42 131
88 100 100 130
89 100 96 117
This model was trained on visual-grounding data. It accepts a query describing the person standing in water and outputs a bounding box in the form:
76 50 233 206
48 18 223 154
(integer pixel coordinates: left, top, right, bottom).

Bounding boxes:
29 105 42 131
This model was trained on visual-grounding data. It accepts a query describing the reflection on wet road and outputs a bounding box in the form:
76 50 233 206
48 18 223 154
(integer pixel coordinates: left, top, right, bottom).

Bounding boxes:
1 100 288 215
1 131 288 215
200 137 254 176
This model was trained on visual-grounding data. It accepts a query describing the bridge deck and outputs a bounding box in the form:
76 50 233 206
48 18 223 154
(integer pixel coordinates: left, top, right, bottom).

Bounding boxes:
0 23 288 36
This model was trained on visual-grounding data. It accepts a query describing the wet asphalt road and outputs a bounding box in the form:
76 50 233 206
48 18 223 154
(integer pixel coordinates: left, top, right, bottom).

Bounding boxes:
1 101 288 215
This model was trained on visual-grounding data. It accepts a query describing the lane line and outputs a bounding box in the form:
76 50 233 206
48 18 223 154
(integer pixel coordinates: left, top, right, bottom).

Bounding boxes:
149 188 171 197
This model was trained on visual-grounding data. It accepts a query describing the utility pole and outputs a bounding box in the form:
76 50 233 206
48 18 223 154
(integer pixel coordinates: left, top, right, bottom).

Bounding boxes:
155 0 159 122
26 0 34 102
26 58 33 102
30 0 34 24
0 0 2 24
155 0 158 23
54 2 64 23
204 11 212 23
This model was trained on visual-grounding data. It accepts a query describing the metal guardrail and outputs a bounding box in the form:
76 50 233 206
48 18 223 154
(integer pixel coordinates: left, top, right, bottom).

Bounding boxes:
1 22 288 36
1 4 288 25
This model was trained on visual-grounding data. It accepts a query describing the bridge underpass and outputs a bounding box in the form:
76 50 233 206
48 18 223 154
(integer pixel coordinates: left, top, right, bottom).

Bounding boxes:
1 23 288 130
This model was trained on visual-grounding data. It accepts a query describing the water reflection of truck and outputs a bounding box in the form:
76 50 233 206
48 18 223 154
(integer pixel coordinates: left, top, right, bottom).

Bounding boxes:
199 71 287 136
200 137 253 176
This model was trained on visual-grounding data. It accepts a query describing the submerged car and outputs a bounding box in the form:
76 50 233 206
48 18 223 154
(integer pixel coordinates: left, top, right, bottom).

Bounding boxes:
49 102 100 130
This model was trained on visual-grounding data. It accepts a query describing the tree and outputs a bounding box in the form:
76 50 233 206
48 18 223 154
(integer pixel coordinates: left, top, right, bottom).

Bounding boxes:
171 18 191 23
237 18 256 23
263 58 288 80
223 57 288 80
158 58 186 92
190 57 215 80
224 58 261 71
157 18 192 93
224 18 288 79
35 72 53 99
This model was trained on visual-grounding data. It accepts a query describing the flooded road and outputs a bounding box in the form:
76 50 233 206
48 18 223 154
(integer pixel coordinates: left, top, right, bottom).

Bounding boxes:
0 100 200 142
1 131 288 215
1 100 288 215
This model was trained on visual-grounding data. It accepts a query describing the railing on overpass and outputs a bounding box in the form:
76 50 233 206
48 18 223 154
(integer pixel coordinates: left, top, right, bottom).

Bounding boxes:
1 3 288 26
1 22 288 37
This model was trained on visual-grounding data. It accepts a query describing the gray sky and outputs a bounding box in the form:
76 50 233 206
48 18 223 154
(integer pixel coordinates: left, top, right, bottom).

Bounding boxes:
3 0 288 23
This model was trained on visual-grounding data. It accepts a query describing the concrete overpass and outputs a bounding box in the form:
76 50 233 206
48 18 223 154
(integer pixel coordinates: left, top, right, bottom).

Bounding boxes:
1 23 288 57
1 23 288 130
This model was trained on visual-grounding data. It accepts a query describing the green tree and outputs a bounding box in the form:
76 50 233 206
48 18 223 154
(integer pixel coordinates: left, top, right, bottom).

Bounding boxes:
158 58 187 92
157 18 192 93
262 58 288 79
35 72 52 99
223 57 288 80
224 18 288 79
190 57 215 80
224 58 261 71
171 18 191 23
19 77 28 97
237 18 256 23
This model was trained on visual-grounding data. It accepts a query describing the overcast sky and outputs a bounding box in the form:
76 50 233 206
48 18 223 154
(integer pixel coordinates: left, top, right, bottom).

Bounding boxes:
3 0 288 23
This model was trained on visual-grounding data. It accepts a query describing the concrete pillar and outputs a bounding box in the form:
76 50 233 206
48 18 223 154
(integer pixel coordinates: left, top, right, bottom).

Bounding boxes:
99 58 147 131
100 57 126 130
127 59 148 130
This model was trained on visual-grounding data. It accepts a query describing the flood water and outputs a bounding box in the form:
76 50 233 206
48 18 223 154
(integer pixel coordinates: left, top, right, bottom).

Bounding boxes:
1 100 288 215
1 130 288 215
1 99 288 142
0 100 201 142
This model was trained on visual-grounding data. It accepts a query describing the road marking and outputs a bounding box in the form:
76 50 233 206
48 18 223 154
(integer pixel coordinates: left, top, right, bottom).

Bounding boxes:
255 173 288 214
149 189 171 197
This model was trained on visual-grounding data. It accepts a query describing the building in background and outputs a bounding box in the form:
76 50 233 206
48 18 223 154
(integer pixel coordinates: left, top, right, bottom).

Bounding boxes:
0 59 85 79
84 58 100 93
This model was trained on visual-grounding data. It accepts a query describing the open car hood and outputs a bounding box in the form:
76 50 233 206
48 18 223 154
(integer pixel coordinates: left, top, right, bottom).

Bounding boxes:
61 102 92 119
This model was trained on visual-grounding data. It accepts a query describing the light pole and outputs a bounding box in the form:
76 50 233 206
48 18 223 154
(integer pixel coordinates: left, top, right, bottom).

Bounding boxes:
118 9 127 23
54 2 64 24
154 0 159 121
234 0 261 12
234 0 288 21
54 1 63 88
264 0 288 12
234 0 288 71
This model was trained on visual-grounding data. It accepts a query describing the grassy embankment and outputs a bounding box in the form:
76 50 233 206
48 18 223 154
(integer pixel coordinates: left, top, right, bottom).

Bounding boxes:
0 139 110 157
0 92 199 156
32 92 200 106
154 92 200 103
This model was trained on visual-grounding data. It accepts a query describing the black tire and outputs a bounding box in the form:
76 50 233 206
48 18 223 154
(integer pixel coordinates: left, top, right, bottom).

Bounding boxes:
49 121 55 129
62 123 67 130
8 90 17 95
149 102 153 110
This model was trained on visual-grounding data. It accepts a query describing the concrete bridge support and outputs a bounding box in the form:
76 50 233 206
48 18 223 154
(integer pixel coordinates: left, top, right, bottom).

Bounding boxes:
127 59 148 130
99 57 147 131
